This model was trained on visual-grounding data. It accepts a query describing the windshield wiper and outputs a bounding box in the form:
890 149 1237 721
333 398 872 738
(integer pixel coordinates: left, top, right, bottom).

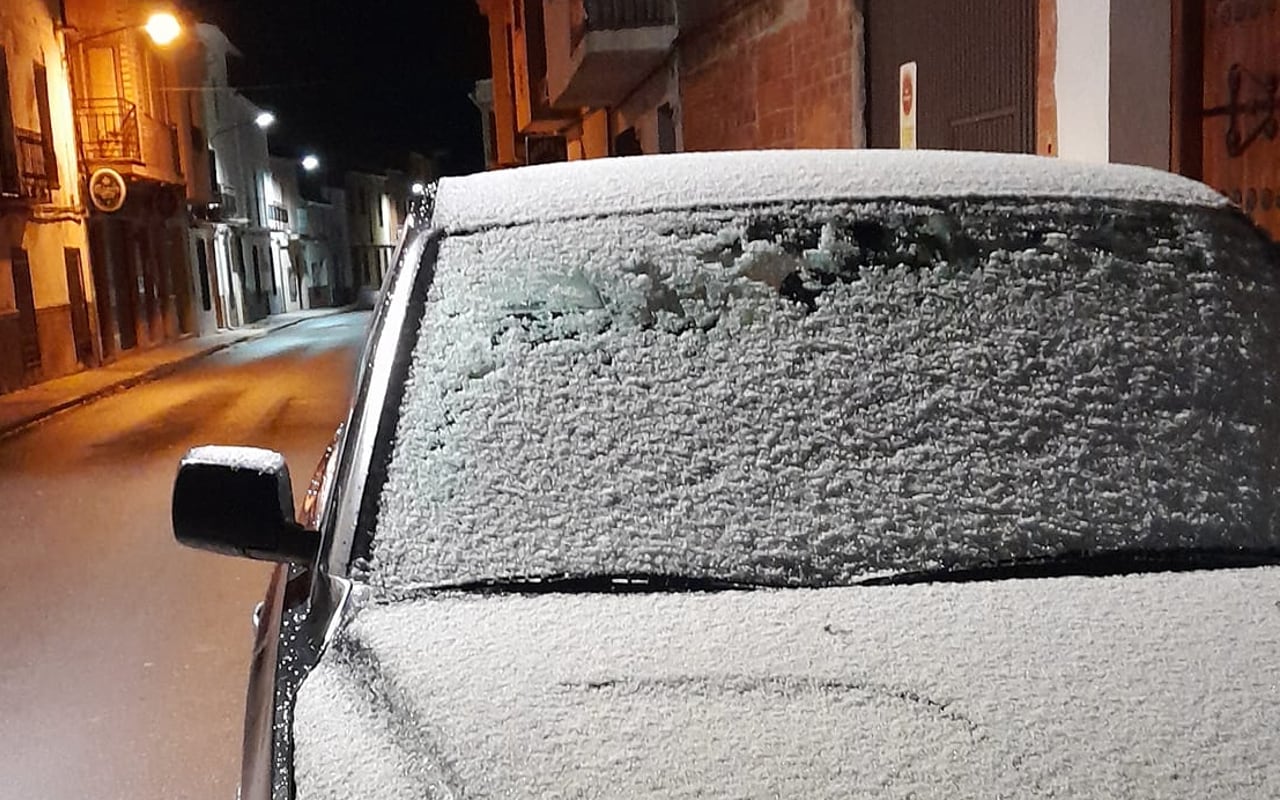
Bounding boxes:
429 572 775 595
857 547 1280 586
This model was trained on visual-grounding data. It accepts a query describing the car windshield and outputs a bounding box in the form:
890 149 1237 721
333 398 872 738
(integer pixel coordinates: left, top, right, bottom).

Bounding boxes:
362 196 1280 600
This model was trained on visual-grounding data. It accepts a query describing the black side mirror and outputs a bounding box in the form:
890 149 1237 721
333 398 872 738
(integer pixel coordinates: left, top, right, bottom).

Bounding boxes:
172 445 318 563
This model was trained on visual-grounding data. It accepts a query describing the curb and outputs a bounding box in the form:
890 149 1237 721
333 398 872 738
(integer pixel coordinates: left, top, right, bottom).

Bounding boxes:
0 312 339 442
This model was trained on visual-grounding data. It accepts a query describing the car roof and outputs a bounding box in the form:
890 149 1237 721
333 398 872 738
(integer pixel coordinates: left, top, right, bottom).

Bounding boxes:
431 149 1230 233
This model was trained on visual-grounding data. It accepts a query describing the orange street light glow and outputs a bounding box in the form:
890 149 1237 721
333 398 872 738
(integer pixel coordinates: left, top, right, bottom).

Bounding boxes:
144 12 182 46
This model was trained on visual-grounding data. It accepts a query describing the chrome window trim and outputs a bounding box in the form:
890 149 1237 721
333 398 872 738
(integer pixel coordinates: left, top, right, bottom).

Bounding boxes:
245 205 439 800
321 214 434 579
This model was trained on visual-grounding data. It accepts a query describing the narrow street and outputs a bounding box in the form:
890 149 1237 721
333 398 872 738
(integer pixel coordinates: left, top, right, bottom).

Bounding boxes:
0 311 370 800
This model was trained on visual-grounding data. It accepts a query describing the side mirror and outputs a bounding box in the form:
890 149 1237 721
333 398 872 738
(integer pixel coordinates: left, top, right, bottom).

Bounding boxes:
172 445 318 563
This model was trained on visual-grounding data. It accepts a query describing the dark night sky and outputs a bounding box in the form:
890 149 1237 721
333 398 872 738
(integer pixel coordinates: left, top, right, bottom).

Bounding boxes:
187 0 491 178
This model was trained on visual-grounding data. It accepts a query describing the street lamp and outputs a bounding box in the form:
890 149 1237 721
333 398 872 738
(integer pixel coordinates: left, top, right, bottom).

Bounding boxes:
411 181 426 195
301 154 320 172
208 110 275 144
142 12 182 46
66 11 184 48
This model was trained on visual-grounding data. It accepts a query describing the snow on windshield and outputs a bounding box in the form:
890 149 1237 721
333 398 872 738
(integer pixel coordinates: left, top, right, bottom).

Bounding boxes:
365 198 1280 598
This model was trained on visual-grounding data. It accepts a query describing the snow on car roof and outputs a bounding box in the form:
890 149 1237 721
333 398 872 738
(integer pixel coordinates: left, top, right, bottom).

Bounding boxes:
431 149 1230 232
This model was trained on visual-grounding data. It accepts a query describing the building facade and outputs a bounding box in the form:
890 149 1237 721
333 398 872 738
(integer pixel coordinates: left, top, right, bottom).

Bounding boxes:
319 186 353 306
187 23 276 331
0 0 96 392
293 190 347 309
345 171 396 292
475 0 867 164
345 159 432 292
869 0 1277 239
64 0 202 360
477 1 1279 241
1047 0 1279 238
267 154 355 313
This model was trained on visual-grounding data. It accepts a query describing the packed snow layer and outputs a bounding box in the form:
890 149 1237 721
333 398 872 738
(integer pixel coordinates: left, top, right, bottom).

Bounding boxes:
182 444 285 474
368 200 1280 595
431 150 1230 233
294 568 1280 799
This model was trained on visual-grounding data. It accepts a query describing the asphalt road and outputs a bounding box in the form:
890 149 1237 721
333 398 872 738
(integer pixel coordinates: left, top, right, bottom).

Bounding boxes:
0 311 371 800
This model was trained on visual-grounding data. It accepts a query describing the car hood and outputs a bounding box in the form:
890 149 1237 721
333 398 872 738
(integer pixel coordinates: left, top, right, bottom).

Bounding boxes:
294 568 1280 799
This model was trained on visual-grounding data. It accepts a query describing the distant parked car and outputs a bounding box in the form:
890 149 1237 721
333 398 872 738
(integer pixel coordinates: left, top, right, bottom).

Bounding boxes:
174 150 1280 800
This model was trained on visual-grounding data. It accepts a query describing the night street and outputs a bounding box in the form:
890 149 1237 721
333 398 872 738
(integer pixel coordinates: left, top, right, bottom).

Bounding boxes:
0 311 370 800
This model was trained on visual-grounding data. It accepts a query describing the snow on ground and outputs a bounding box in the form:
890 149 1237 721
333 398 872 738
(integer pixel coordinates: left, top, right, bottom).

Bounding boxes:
294 568 1280 799
367 198 1280 598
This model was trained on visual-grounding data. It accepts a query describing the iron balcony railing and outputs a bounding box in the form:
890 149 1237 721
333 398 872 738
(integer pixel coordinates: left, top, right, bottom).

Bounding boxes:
571 0 675 51
76 97 142 162
13 128 51 202
75 97 181 175
218 186 240 218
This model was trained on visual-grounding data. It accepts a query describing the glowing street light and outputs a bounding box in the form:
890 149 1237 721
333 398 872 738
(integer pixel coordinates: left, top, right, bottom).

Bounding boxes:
411 181 426 195
68 10 184 49
143 12 182 46
210 110 276 143
301 154 320 172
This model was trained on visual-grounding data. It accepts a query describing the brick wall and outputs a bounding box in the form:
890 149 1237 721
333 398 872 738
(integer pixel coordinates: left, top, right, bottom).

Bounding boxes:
679 0 860 152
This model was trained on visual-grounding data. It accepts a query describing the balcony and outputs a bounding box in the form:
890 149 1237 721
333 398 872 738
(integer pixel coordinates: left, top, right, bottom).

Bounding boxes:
512 0 579 134
195 185 243 223
268 203 290 229
546 0 677 109
75 97 182 183
218 187 241 220
0 128 52 204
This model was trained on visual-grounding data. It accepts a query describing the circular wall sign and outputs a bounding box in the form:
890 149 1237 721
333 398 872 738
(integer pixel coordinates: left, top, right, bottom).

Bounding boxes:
89 168 127 213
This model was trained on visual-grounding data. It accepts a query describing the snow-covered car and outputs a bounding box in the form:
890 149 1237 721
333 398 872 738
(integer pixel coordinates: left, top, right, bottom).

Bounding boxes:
173 150 1280 800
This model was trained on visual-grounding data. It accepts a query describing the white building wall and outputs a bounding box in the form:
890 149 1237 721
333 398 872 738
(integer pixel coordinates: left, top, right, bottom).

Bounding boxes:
345 172 397 290
1054 0 1111 163
1054 0 1172 170
268 155 308 312
1 0 95 387
188 230 219 333
196 26 275 326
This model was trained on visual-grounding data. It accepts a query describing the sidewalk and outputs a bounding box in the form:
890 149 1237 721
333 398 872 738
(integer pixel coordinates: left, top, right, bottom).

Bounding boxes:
0 306 351 441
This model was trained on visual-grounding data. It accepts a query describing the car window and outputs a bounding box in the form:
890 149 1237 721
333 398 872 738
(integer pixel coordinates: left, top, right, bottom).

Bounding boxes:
361 197 1280 599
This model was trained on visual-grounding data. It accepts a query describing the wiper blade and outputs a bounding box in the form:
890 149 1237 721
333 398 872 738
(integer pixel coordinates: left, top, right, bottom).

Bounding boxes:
430 572 773 595
857 547 1280 586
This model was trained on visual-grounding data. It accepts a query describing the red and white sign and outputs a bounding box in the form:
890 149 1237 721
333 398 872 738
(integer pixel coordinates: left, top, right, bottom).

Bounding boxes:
899 62 918 150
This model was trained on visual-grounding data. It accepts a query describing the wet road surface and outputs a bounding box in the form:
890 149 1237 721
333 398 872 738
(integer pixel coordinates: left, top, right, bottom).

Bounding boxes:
0 311 370 800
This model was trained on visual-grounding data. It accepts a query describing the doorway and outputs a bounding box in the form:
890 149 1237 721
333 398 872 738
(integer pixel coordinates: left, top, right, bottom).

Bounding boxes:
1180 0 1280 239
10 248 40 376
65 248 95 366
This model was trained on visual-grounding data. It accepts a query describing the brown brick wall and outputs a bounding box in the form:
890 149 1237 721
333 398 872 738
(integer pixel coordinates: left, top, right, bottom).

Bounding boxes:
680 0 859 152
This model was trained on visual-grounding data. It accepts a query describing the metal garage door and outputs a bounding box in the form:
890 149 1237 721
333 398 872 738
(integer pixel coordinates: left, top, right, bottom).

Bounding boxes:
866 0 1037 153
